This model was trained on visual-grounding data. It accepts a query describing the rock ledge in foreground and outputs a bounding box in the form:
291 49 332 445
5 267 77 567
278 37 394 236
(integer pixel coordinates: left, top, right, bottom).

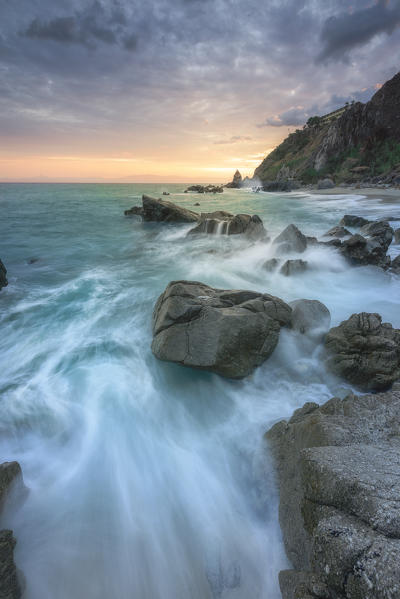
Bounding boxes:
267 388 400 599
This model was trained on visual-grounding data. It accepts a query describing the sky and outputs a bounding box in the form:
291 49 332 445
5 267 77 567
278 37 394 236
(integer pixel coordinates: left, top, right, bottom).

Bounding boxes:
0 0 400 183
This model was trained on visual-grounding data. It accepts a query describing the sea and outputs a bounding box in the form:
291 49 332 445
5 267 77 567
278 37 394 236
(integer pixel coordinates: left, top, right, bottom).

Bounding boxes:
0 183 399 598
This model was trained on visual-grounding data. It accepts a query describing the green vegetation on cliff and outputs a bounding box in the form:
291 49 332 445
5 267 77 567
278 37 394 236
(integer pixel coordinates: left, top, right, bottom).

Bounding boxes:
253 72 400 185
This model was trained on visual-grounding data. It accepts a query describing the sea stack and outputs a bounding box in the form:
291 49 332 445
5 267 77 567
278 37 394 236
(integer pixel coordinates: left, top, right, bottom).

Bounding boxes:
225 170 243 188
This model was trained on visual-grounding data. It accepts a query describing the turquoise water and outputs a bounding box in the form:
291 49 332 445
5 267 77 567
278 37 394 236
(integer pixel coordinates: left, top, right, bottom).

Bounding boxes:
0 183 400 598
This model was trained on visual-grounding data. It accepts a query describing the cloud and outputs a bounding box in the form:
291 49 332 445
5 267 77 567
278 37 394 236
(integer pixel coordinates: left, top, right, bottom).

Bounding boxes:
213 136 252 145
258 85 379 128
257 107 311 128
318 0 400 63
22 0 133 50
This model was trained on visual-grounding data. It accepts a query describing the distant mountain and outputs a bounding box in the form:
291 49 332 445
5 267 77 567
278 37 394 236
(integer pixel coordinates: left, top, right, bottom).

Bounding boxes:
253 72 400 186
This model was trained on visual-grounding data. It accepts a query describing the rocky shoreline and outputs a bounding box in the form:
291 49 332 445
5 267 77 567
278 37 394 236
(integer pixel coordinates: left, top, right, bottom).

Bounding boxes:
123 193 400 597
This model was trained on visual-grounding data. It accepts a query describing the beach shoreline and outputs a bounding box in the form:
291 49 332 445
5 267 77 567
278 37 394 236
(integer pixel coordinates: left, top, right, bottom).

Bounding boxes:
304 185 400 203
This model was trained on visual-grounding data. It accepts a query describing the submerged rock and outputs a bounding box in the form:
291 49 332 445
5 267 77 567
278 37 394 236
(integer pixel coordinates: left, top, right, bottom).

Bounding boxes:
151 280 292 378
339 214 370 228
267 387 400 599
273 224 307 254
289 299 331 342
263 258 281 272
280 259 308 276
0 259 7 290
325 312 400 391
124 195 199 223
0 462 26 599
391 255 400 273
187 212 267 240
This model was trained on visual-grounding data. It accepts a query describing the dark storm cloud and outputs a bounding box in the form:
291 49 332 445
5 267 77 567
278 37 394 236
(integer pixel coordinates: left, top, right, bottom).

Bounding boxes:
0 0 399 158
318 0 400 63
23 0 133 50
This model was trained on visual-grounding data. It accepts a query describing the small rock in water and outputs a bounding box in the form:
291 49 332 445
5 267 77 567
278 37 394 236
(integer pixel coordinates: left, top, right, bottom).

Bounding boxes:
317 178 335 189
0 259 7 290
289 299 331 342
263 258 281 272
273 224 307 254
280 259 308 276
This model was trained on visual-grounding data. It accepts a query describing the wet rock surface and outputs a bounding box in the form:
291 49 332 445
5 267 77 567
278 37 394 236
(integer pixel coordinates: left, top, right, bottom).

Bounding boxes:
0 259 8 290
280 259 308 276
325 312 400 391
0 462 26 599
289 299 331 342
339 214 370 228
267 388 400 599
273 224 307 254
322 225 350 238
187 211 267 240
125 195 200 223
151 280 292 378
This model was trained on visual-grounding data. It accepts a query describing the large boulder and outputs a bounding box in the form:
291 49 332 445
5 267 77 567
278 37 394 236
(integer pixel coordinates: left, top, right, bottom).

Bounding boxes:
360 219 393 247
0 462 26 599
187 212 267 240
339 214 370 228
289 299 331 342
394 228 400 244
391 255 400 273
124 195 199 223
151 281 292 378
273 224 307 254
324 312 400 391
266 387 400 599
0 260 7 290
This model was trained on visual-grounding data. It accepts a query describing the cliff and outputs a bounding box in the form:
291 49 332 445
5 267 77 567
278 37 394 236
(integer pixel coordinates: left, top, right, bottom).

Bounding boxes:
254 72 400 185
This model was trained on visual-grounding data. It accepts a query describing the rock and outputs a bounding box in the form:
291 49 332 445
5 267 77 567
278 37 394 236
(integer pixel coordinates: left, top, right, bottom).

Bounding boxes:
194 202 200 206
124 206 144 217
0 462 26 599
126 195 199 223
360 219 393 247
225 170 242 189
0 259 7 290
339 215 370 228
266 387 400 599
324 312 400 391
339 232 391 269
317 178 334 190
263 258 281 272
151 280 292 378
289 299 331 342
391 255 400 273
280 259 308 276
320 238 342 248
273 224 307 254
322 225 351 238
162 191 170 196
185 185 223 194
394 228 400 244
262 180 298 192
187 212 267 240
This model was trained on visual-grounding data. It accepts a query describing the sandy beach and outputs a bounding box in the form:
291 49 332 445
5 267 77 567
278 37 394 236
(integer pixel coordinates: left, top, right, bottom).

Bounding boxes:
307 186 400 204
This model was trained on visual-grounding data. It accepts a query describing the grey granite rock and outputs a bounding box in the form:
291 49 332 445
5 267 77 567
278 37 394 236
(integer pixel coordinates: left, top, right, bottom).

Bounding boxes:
280 259 308 276
266 388 400 599
324 312 400 391
0 259 7 290
151 280 292 378
273 225 307 254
